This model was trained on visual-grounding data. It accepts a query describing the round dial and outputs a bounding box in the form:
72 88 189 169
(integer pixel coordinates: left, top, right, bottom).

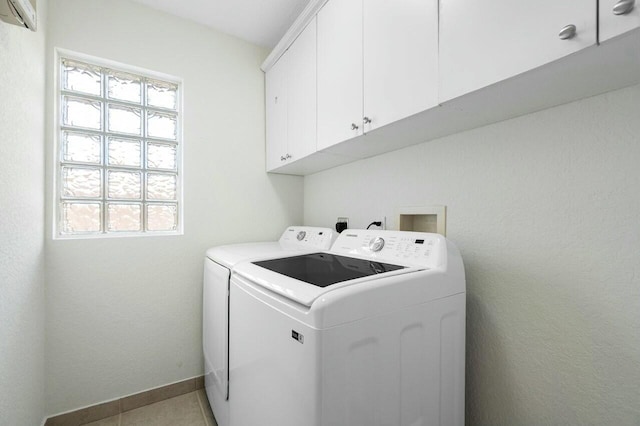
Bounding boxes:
296 231 306 241
369 236 385 252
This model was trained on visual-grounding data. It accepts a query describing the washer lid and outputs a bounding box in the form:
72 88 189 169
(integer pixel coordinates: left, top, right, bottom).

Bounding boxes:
252 252 404 288
234 254 423 307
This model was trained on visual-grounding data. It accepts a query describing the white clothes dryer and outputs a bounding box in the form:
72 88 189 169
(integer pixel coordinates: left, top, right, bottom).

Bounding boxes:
229 229 466 426
203 226 334 426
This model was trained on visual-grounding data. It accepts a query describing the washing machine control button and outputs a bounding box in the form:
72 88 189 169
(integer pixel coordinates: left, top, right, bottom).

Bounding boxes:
369 236 385 252
297 231 306 241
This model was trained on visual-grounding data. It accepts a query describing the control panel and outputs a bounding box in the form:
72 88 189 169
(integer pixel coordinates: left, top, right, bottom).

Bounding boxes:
331 229 443 266
279 226 335 250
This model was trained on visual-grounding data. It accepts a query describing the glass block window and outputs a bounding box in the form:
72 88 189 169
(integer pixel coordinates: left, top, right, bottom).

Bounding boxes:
56 56 181 237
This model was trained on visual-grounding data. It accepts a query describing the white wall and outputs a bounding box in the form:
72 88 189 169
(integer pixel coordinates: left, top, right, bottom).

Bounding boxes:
305 85 640 425
45 0 303 415
0 1 47 425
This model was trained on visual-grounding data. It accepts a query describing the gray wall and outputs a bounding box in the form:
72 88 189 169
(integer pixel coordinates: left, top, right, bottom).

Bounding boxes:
44 0 303 415
305 84 640 425
0 1 47 425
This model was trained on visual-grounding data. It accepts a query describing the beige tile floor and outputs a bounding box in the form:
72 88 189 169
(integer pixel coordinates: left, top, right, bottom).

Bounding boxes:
82 390 218 426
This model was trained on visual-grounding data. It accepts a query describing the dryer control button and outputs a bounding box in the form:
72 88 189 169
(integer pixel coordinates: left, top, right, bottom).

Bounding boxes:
297 231 306 241
369 236 385 252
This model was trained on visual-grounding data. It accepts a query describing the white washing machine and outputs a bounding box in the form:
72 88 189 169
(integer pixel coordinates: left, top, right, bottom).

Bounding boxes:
229 229 466 426
203 226 334 426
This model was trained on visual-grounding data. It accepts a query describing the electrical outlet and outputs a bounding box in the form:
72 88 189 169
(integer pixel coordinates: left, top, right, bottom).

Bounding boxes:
336 217 349 233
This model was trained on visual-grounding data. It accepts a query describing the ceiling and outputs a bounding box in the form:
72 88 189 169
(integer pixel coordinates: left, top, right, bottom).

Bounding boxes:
130 0 313 48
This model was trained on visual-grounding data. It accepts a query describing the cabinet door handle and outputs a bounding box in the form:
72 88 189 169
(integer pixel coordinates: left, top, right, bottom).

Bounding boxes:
281 156 286 161
363 117 372 124
558 24 577 40
286 153 292 159
613 0 635 15
351 123 359 130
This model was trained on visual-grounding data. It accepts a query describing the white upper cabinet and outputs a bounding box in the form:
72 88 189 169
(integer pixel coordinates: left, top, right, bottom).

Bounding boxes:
265 18 317 171
286 18 317 163
600 0 640 42
363 0 438 133
318 0 438 150
265 53 288 171
264 0 640 175
317 0 363 151
439 0 597 102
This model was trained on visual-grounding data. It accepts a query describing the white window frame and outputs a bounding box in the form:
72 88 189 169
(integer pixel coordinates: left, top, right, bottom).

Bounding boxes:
53 49 184 239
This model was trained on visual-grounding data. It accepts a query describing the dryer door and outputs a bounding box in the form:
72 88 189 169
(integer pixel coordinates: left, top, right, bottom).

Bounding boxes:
203 258 230 426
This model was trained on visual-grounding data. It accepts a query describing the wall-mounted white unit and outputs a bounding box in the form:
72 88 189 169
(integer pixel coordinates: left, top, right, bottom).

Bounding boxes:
262 0 640 176
0 0 37 31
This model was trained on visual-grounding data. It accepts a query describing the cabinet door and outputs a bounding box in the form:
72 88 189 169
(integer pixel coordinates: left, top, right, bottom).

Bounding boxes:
287 18 317 162
363 0 438 131
317 0 363 151
265 53 288 171
600 0 640 42
439 0 596 102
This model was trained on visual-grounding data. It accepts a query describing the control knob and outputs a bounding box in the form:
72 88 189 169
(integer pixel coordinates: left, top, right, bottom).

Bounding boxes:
297 231 306 241
369 236 385 252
